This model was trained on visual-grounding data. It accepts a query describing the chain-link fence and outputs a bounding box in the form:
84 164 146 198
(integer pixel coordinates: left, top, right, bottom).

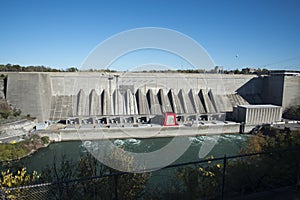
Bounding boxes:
1 147 300 200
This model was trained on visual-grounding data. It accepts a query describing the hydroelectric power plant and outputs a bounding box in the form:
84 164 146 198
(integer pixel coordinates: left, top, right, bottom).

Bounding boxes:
4 71 300 139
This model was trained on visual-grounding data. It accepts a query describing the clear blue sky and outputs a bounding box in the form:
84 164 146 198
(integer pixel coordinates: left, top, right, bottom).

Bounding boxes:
1 0 300 70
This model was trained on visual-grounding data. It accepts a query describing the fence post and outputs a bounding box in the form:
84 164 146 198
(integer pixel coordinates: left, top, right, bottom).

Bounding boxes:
114 175 118 200
297 163 300 190
221 154 227 200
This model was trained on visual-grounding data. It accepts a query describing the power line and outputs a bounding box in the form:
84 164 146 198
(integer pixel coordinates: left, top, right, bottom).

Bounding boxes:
264 55 300 67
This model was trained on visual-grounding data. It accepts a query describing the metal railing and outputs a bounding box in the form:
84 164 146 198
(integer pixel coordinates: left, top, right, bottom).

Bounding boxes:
1 147 300 200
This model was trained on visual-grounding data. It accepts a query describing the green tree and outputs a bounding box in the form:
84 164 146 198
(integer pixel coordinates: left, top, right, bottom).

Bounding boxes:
175 129 300 199
66 67 78 72
176 163 223 199
40 148 150 200
283 105 300 120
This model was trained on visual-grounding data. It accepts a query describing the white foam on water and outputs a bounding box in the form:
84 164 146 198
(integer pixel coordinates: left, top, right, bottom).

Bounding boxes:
125 138 141 145
222 134 248 141
188 137 202 145
82 141 92 148
79 144 88 153
114 139 125 146
195 136 206 142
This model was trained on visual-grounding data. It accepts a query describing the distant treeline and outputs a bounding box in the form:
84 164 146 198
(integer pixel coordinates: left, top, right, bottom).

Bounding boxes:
224 68 269 75
0 64 269 75
0 64 119 73
134 68 269 75
0 64 82 72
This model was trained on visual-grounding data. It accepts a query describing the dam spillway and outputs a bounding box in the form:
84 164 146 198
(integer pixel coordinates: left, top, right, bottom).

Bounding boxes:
49 88 249 120
5 72 300 122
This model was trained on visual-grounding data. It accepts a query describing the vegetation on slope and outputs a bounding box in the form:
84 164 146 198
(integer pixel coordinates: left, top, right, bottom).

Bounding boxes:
283 105 300 120
0 147 150 200
0 135 50 161
0 98 22 121
172 127 300 199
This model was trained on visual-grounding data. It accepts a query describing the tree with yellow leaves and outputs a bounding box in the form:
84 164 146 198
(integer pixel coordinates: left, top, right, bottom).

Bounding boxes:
176 162 223 199
0 167 40 199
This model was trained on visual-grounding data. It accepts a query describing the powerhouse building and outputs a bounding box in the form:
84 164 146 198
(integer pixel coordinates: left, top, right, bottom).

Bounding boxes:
233 105 282 125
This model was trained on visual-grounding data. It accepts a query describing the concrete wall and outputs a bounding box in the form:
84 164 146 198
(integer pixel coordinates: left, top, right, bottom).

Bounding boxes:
237 75 300 110
49 72 255 96
6 72 255 121
41 124 241 141
236 77 264 104
259 75 300 110
282 76 300 109
6 73 52 121
261 76 284 106
5 72 299 122
0 77 5 99
0 119 36 133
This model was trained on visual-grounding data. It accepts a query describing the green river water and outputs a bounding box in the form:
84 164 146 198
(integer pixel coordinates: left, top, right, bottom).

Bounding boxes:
18 134 250 173
1 134 251 195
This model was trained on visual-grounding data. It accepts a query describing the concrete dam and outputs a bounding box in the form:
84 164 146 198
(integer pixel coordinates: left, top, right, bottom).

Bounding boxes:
5 72 300 124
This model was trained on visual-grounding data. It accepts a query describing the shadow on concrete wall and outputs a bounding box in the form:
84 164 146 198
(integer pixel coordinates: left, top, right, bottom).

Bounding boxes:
4 76 7 99
236 77 264 105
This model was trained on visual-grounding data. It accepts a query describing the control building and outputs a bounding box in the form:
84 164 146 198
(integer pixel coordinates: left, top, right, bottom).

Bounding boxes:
233 104 282 125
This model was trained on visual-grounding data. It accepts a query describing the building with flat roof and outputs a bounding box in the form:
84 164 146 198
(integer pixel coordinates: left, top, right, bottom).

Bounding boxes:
269 70 300 76
233 104 282 125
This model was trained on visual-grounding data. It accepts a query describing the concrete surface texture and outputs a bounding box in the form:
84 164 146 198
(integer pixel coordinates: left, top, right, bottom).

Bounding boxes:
6 73 51 121
282 76 300 108
233 105 282 125
5 72 300 122
38 123 241 142
0 78 5 99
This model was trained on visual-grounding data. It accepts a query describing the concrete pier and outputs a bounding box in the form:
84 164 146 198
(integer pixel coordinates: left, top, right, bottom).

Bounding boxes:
147 89 162 115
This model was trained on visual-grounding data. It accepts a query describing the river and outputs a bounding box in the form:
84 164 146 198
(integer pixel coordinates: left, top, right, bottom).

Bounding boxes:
18 134 250 173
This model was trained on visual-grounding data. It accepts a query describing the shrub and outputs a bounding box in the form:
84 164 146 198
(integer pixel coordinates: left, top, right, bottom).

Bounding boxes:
41 136 50 145
283 105 300 120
